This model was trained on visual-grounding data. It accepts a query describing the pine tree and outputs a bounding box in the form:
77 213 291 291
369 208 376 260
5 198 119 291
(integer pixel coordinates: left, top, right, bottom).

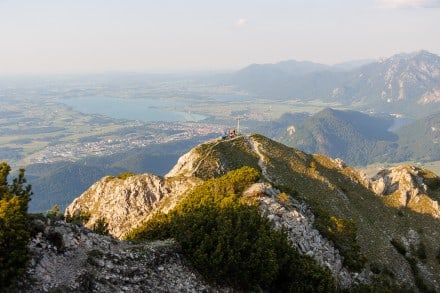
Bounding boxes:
0 161 33 288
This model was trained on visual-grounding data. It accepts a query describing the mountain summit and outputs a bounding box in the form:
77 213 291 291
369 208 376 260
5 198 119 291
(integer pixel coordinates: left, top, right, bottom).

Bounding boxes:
60 134 440 291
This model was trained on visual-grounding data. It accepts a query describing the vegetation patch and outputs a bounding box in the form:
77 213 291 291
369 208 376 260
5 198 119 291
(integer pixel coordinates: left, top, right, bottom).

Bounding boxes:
276 192 290 203
92 217 110 235
313 206 366 271
117 172 135 180
65 211 91 225
104 176 115 183
193 137 260 179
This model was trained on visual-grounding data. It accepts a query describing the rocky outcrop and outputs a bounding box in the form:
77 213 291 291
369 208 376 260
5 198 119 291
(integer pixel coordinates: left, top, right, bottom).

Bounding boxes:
165 146 203 178
20 219 230 292
243 183 369 289
65 174 201 239
370 165 440 217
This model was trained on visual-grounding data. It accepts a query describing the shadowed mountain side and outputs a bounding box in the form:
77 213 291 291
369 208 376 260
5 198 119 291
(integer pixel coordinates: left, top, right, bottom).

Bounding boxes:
254 108 398 165
393 111 440 162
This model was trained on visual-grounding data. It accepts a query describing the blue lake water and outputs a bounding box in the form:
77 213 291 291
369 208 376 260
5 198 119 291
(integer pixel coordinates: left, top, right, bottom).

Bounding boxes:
60 97 207 122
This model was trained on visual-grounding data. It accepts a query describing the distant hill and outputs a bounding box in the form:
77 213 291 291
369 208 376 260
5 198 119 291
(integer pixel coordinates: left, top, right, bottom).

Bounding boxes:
332 59 376 71
231 50 440 117
392 111 440 162
231 60 346 100
270 108 398 165
247 112 310 139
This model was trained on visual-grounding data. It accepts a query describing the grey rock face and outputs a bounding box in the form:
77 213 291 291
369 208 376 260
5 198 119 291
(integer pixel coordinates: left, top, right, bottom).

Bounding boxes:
22 220 231 292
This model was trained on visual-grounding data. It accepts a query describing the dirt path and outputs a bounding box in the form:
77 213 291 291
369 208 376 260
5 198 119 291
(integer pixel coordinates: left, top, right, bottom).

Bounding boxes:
245 135 270 180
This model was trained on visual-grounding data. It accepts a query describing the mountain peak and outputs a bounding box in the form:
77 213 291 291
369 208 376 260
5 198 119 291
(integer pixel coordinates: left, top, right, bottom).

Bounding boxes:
380 50 440 65
403 49 436 59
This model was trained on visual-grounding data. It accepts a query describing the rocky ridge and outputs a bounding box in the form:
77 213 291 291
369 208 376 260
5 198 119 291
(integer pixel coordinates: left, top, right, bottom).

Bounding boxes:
243 182 368 289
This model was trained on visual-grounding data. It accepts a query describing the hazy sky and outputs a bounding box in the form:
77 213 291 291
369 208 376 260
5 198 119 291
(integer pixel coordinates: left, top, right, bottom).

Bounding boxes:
0 0 439 74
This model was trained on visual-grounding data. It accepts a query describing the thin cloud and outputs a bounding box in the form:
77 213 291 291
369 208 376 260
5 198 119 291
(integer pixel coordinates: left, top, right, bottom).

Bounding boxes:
234 18 247 28
377 0 440 8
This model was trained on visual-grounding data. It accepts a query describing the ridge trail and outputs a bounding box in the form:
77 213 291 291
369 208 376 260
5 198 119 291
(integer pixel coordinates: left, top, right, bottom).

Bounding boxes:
245 135 269 180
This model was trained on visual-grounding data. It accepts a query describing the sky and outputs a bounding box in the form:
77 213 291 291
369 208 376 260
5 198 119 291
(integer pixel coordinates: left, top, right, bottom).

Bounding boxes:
0 0 439 74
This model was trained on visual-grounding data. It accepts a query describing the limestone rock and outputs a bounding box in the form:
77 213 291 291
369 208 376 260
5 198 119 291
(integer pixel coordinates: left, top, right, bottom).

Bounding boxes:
165 147 202 178
370 165 440 217
65 174 201 239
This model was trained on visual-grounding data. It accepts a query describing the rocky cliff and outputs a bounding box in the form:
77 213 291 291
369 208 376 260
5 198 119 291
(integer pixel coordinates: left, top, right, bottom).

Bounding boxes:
65 174 201 238
59 134 440 291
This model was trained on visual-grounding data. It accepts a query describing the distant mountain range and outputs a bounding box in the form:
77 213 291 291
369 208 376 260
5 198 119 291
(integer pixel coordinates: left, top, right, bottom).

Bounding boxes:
230 50 440 117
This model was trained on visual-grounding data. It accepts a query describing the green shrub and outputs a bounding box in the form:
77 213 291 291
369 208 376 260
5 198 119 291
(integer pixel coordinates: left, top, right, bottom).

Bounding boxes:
46 204 63 221
47 229 65 253
313 206 366 271
104 176 115 183
117 172 135 180
92 217 110 235
65 211 91 225
125 212 172 241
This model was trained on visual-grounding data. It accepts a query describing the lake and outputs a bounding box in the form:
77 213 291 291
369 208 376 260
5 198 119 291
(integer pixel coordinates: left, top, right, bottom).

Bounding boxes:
60 96 207 122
